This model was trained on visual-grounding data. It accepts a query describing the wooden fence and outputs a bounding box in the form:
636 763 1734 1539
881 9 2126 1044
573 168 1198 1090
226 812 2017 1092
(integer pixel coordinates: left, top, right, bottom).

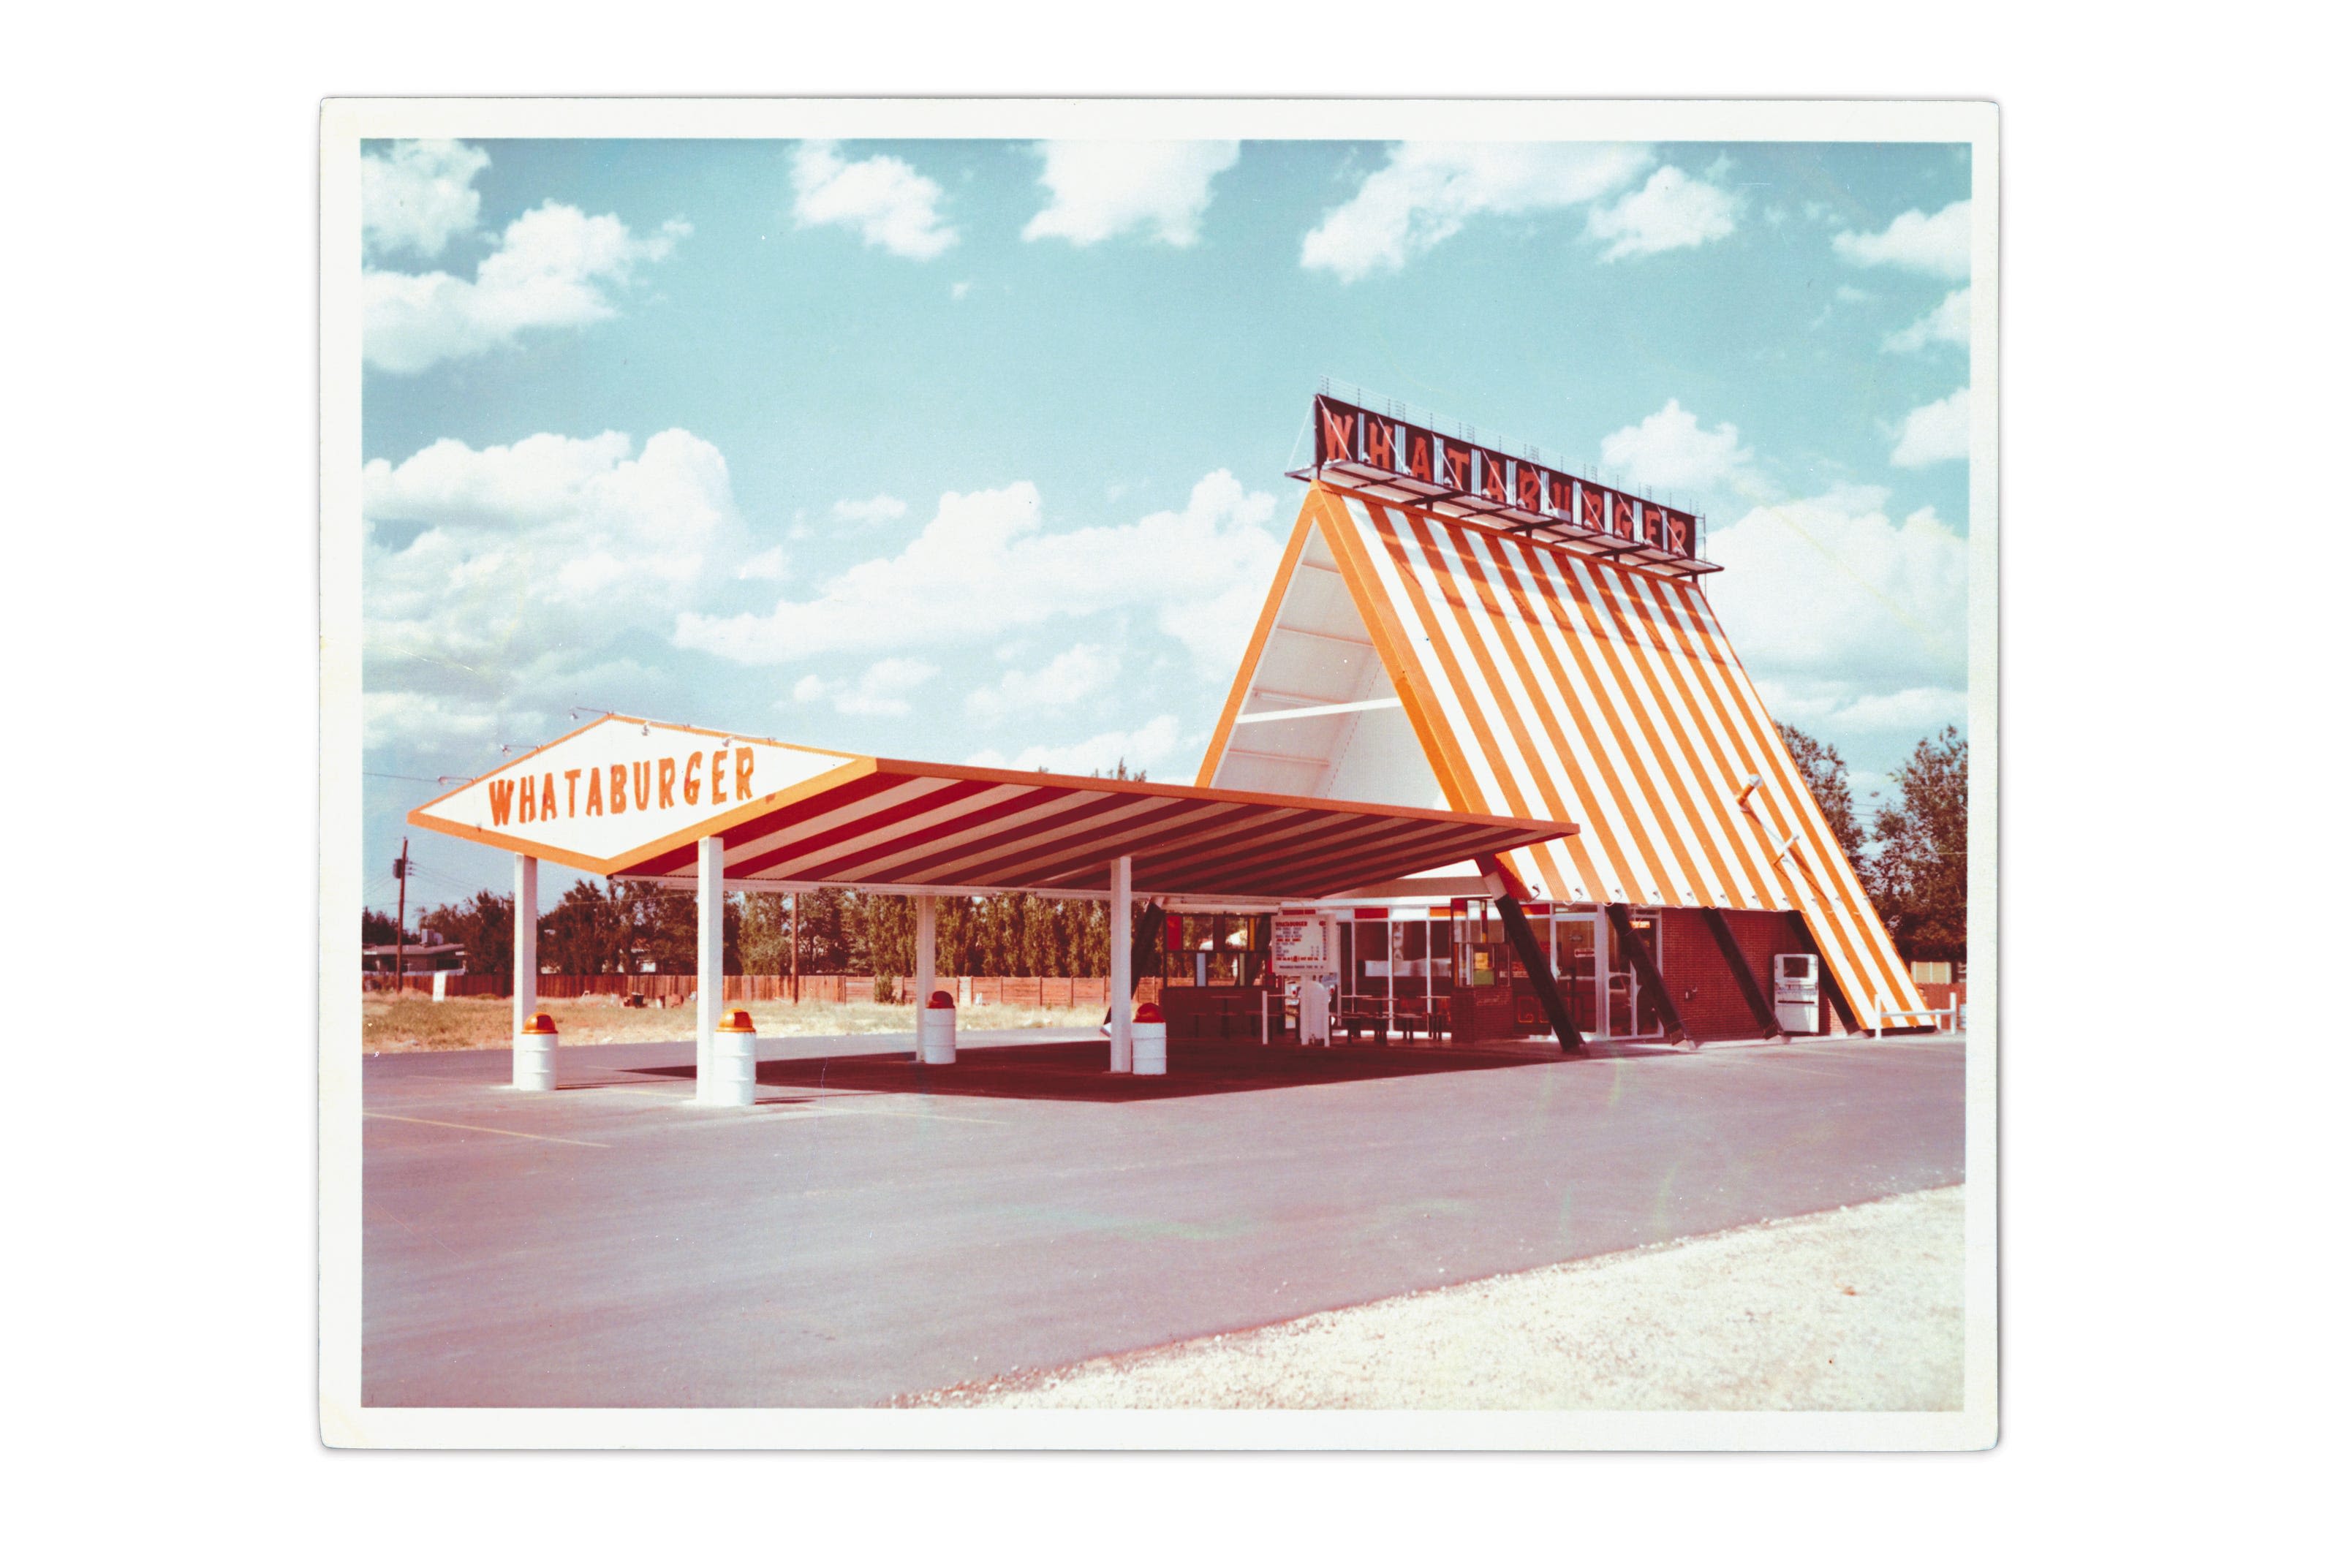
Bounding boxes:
365 973 1119 1007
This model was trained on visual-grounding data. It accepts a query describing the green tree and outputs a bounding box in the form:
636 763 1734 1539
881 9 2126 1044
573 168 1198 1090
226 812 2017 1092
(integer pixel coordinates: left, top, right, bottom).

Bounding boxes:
1776 721 1864 866
417 890 514 980
1867 726 1968 962
739 892 792 976
362 908 414 945
540 880 628 974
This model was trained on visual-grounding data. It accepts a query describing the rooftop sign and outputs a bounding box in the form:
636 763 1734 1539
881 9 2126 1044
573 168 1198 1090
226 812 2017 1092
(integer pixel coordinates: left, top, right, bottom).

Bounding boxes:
1293 390 1719 577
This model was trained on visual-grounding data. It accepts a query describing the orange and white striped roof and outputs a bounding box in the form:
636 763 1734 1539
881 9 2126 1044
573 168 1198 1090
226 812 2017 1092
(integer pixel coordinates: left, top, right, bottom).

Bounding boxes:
1198 483 1926 1028
407 716 1574 906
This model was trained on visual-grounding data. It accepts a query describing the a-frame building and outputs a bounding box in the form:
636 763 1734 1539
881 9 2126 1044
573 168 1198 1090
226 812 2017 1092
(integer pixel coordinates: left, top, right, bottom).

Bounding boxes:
1197 466 1928 1037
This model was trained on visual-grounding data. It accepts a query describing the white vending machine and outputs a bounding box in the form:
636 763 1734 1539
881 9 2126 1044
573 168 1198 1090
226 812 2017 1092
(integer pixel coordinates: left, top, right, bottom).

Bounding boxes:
1773 953 1820 1034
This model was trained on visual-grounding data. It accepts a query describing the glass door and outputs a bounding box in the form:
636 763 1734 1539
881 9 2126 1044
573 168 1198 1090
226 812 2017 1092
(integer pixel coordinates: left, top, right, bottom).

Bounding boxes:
1551 912 1602 1036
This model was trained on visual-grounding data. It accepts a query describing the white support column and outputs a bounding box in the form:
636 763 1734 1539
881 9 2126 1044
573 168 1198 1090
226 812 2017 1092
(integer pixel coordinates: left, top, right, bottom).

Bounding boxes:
914 893 937 1058
695 833 725 1104
1108 855 1133 1073
511 853 546 1090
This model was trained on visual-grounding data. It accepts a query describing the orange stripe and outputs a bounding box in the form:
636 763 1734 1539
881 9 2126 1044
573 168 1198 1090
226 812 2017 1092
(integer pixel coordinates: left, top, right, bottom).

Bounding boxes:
1404 515 1623 895
1671 583 1923 1015
1562 557 1778 912
1590 565 1787 911
1498 534 1744 909
1421 523 1650 904
1195 494 1323 789
1370 504 1620 901
1660 580 1917 1018
1400 510 1674 904
1310 490 1484 817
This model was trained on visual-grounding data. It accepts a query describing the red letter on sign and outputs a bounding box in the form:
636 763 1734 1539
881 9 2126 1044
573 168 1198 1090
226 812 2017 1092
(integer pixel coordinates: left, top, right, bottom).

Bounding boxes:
488 779 515 827
1442 443 1474 491
1615 496 1638 539
684 752 702 806
1482 452 1510 504
659 757 676 808
633 761 651 811
1320 404 1355 464
736 748 755 801
585 768 604 816
609 762 628 814
711 750 730 805
1516 463 1543 512
1581 485 1606 530
1406 430 1434 482
1364 417 1394 470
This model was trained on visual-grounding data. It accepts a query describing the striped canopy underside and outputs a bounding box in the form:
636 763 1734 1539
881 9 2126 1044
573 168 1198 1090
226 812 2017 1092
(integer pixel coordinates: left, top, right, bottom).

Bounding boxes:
1313 487 1926 1026
619 762 1565 903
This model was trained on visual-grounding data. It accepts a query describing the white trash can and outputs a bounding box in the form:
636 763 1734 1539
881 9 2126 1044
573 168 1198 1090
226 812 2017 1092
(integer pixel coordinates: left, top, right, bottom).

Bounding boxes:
708 1009 760 1107
1132 1001 1168 1076
514 1010 558 1092
918 990 957 1065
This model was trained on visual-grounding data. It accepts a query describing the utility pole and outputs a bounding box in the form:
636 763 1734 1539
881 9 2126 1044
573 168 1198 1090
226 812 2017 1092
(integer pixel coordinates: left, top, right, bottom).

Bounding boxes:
393 837 410 995
790 890 800 1004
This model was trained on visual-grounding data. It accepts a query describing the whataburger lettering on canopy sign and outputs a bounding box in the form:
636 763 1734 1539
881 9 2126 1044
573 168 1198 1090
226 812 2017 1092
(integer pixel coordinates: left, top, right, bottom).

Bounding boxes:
407 715 858 874
490 744 755 827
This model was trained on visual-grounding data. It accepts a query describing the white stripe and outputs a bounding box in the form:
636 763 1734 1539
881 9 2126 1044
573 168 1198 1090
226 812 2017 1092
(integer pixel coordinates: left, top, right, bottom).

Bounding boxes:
1441 524 1674 905
1614 568 1795 911
1660 583 1902 1018
1495 537 1731 908
1551 550 1769 910
1438 522 1681 905
754 782 1035 880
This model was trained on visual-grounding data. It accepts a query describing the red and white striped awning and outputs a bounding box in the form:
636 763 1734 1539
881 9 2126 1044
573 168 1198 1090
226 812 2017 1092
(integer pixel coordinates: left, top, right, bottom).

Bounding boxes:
619 757 1572 903
406 718 1575 905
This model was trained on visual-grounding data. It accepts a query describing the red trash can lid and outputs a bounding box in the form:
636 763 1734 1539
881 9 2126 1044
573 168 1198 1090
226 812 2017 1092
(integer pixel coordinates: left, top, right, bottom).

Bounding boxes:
926 990 956 1009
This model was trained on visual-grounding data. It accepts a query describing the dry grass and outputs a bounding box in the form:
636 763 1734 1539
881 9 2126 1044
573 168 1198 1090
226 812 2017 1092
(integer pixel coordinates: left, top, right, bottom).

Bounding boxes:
360 993 1103 1053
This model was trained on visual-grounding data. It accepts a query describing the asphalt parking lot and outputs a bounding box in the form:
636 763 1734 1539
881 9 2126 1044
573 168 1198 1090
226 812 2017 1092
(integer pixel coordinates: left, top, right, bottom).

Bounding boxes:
362 1028 1965 1407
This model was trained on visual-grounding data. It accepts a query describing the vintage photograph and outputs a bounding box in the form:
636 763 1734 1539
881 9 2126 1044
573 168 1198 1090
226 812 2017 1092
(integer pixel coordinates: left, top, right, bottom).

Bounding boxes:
320 99 1996 1447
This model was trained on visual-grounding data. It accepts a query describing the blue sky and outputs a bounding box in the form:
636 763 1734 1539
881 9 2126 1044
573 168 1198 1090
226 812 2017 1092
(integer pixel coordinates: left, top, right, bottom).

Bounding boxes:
360 136 1972 914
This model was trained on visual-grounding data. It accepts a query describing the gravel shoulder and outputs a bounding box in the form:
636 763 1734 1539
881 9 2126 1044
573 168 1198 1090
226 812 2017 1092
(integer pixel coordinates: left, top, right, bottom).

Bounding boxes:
904 1184 1966 1412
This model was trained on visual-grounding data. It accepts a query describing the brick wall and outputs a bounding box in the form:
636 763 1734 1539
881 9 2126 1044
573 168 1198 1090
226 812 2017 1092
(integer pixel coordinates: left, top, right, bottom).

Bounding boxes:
1655 909 1848 1041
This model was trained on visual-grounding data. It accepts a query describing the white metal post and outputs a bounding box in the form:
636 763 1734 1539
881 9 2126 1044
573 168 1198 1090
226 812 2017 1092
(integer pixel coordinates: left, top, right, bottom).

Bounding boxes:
1108 855 1133 1072
695 834 725 1103
915 893 937 1058
511 853 545 1089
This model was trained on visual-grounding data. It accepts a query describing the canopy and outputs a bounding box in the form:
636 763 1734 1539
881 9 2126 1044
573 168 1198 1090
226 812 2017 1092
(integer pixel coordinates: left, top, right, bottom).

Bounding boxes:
407 716 1576 905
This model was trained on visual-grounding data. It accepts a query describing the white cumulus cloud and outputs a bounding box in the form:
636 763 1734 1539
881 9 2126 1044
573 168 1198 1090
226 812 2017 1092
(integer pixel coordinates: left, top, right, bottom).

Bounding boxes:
361 139 489 260
1300 142 1654 281
676 471 1283 677
1022 140 1241 247
1833 200 1973 280
1585 165 1742 260
1890 386 1972 466
791 140 956 260
967 644 1122 723
967 715 1184 777
363 428 749 750
363 202 686 374
831 493 909 525
1706 484 1968 705
1885 287 1971 353
1599 399 1757 497
793 658 939 718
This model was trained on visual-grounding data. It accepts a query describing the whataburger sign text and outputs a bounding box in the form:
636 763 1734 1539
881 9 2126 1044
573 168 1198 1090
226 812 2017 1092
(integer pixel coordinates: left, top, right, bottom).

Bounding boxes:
1312 393 1701 561
407 715 856 874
